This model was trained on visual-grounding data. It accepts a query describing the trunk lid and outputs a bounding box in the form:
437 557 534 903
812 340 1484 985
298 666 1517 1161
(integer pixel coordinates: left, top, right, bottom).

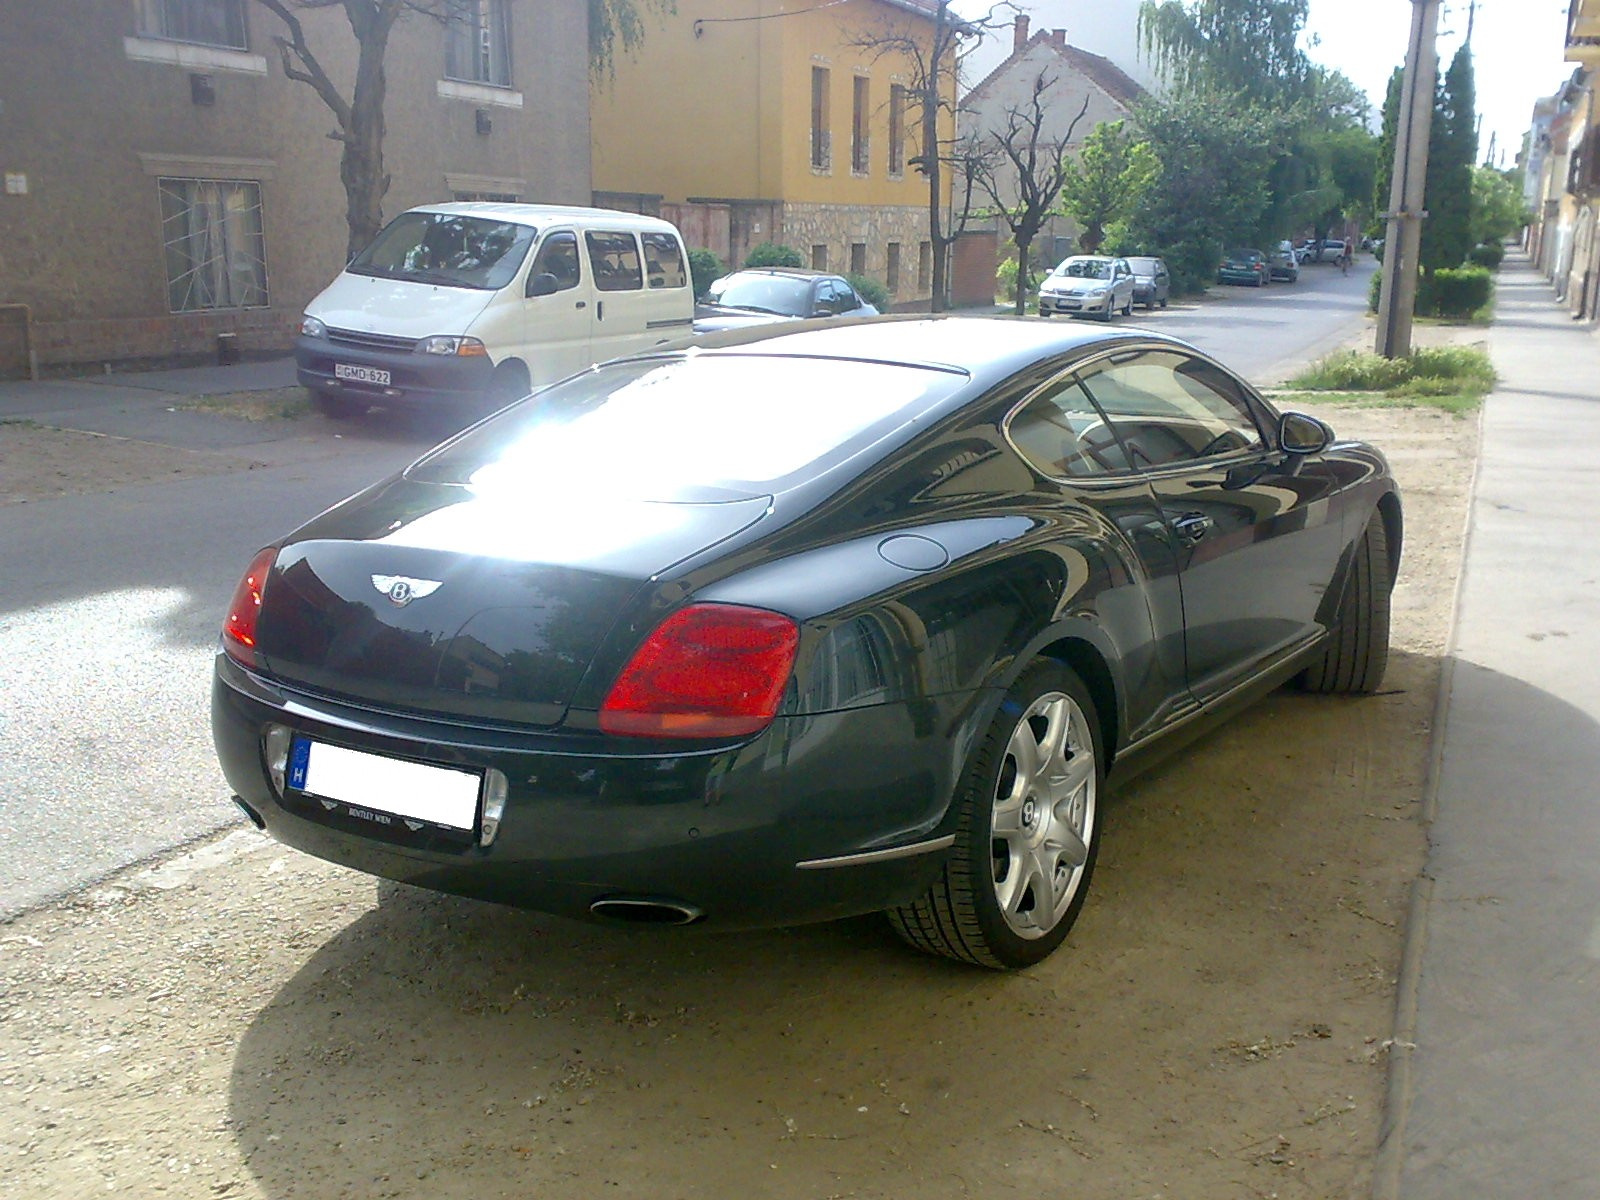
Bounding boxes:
255 479 772 726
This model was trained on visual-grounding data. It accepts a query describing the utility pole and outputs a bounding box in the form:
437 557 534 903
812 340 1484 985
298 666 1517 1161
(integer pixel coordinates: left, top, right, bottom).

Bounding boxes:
1376 0 1441 358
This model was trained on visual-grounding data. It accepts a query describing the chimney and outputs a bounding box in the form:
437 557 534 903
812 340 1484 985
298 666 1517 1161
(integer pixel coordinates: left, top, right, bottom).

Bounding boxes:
1052 28 1067 48
1013 15 1030 54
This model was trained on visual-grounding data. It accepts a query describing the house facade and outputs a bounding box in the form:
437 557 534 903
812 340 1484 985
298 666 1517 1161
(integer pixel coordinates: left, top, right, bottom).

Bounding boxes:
959 18 1145 265
1556 2 1600 320
0 0 590 377
589 0 957 304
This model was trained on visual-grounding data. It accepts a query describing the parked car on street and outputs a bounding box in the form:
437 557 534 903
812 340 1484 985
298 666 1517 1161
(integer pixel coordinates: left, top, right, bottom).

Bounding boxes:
693 268 877 333
1126 256 1171 309
1037 255 1137 319
214 316 1402 970
1270 242 1300 283
1218 248 1272 287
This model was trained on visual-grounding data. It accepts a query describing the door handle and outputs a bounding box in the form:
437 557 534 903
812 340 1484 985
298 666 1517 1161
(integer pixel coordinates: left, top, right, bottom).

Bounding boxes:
1171 513 1212 543
597 300 604 321
575 300 587 309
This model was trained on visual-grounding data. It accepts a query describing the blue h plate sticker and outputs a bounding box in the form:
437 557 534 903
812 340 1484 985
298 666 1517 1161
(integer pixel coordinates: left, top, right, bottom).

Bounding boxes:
289 738 311 791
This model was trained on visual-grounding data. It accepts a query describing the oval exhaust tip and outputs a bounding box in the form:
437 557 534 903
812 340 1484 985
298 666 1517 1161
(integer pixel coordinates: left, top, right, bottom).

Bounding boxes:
589 896 704 926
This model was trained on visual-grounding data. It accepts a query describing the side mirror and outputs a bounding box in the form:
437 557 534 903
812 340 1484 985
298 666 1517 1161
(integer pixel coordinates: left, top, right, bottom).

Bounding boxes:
526 272 559 298
1279 411 1333 455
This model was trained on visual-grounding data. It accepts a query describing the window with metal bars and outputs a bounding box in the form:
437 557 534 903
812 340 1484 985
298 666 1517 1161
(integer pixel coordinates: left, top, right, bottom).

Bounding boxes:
158 178 268 311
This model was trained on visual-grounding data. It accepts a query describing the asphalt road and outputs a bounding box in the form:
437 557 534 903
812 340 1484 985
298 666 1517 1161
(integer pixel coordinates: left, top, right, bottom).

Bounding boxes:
0 260 1377 917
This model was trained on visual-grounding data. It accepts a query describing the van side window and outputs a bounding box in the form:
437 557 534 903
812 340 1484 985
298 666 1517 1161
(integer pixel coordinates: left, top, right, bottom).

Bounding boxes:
585 231 644 292
531 231 581 291
640 232 687 289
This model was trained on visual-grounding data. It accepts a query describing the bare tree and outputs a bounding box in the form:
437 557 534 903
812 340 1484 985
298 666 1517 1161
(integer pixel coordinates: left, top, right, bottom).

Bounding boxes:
973 71 1090 314
854 1 1013 310
254 0 661 258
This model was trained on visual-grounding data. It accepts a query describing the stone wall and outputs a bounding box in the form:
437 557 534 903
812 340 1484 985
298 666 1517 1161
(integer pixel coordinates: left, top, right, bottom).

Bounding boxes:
777 203 933 303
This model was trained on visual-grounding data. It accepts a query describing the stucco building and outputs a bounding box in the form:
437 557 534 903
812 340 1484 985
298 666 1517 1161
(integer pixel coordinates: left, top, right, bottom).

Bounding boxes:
589 0 957 305
0 0 590 377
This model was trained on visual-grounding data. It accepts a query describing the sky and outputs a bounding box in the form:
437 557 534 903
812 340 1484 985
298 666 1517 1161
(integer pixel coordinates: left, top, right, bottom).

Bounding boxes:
1303 0 1574 167
957 0 1576 169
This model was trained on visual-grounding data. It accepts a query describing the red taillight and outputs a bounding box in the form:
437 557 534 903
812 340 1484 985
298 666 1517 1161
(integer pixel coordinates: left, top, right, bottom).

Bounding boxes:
222 547 278 667
599 603 800 739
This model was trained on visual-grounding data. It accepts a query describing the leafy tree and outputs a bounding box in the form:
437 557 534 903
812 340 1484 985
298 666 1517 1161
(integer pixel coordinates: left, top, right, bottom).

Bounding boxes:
1471 166 1528 247
254 0 664 257
1421 44 1476 273
1138 0 1312 107
1059 121 1159 256
1125 96 1282 292
972 73 1092 314
1372 67 1404 226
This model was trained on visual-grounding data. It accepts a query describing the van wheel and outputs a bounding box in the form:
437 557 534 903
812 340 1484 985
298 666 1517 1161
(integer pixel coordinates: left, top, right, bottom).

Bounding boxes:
489 360 531 409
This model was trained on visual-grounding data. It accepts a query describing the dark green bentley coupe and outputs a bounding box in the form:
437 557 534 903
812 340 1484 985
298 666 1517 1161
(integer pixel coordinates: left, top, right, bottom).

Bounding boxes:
213 317 1399 969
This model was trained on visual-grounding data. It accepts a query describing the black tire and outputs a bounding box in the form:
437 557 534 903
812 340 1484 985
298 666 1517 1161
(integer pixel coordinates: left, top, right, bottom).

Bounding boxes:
311 389 363 420
489 360 531 409
1122 297 1133 317
1301 510 1393 693
888 660 1104 970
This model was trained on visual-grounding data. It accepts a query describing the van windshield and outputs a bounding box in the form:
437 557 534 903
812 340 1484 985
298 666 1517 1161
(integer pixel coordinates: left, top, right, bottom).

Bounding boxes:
347 211 535 290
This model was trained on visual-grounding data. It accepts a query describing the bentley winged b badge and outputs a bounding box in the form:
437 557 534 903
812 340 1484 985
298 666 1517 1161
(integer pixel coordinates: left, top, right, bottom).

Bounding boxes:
371 575 443 607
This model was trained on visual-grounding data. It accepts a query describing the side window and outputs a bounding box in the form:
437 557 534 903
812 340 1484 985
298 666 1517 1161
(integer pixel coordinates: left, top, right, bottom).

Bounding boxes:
585 231 644 292
640 232 687 289
1006 375 1134 479
531 231 580 291
1077 350 1265 470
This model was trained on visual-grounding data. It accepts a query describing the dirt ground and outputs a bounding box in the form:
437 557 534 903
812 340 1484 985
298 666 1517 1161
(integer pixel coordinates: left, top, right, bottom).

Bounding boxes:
0 357 1480 1199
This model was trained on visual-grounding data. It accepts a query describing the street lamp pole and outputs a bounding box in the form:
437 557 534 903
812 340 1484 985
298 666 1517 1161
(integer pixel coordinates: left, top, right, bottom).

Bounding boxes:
1376 0 1441 358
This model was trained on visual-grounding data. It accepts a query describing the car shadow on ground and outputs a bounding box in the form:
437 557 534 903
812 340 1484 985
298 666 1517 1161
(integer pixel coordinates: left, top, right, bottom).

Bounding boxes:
220 643 1537 1197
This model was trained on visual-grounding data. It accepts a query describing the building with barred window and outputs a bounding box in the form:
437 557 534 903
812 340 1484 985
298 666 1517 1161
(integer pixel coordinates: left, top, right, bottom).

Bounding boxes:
0 0 589 377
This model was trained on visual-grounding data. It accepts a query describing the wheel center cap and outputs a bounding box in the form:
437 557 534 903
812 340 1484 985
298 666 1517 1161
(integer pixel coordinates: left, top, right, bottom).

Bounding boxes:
1022 798 1038 829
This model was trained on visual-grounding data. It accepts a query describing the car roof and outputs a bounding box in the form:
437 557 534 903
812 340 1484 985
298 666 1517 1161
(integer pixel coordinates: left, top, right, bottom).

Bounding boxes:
651 314 1199 385
404 202 682 234
721 267 840 281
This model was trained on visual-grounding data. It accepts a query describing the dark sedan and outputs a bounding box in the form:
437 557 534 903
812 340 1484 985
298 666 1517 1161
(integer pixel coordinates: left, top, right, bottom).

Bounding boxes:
1218 248 1271 287
213 318 1401 970
1126 256 1171 309
693 268 878 333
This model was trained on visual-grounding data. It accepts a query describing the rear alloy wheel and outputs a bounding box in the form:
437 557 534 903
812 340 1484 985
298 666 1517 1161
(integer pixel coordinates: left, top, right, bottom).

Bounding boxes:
1122 296 1134 317
889 661 1103 969
1300 510 1393 693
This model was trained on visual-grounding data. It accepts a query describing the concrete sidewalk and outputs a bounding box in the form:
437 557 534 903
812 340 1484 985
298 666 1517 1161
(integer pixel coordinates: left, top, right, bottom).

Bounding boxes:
1376 250 1600 1197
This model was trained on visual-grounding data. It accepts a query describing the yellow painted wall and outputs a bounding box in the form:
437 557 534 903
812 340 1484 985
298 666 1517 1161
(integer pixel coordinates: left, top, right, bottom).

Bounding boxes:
592 0 952 209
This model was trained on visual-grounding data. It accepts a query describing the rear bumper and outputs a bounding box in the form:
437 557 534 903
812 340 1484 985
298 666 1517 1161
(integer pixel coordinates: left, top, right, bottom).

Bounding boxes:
211 657 958 930
294 335 495 408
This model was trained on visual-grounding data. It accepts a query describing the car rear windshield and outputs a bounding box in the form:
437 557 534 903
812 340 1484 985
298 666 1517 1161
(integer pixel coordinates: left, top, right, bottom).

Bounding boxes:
346 211 535 291
408 354 968 500
704 273 814 317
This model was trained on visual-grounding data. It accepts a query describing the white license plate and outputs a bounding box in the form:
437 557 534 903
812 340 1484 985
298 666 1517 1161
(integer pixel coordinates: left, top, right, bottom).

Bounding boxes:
288 738 480 831
334 363 391 386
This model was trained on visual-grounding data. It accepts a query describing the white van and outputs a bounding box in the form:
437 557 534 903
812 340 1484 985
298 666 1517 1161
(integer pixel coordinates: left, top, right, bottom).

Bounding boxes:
294 203 695 419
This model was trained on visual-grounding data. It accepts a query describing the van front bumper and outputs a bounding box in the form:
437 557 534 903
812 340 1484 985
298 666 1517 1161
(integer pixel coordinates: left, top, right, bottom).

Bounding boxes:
295 335 496 408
